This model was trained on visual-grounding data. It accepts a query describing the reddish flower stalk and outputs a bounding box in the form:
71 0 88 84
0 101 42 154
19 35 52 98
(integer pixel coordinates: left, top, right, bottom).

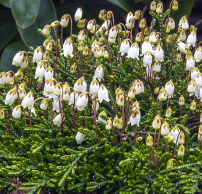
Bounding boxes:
166 0 177 26
109 11 115 26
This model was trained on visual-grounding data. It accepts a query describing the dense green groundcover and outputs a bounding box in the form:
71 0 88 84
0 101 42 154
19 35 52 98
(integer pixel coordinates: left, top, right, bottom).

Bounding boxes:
0 0 202 193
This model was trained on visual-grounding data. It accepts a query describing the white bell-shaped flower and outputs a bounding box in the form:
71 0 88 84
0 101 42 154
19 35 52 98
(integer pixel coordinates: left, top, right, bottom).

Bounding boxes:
165 80 174 98
69 92 79 105
141 41 154 55
186 56 195 71
31 107 37 117
181 18 189 30
53 113 63 127
62 84 71 101
171 126 180 144
76 92 88 111
126 43 139 59
143 51 152 67
109 27 118 39
54 83 62 96
108 37 116 44
187 32 196 47
168 18 175 30
187 80 196 96
153 62 161 72
78 31 85 41
43 79 54 95
178 30 186 42
87 20 95 31
94 65 104 81
19 89 26 99
98 84 110 103
120 39 130 56
74 8 82 22
132 81 142 95
74 78 83 93
154 45 164 62
196 73 202 88
63 39 74 57
90 79 99 97
12 51 24 66
40 99 48 110
191 67 200 80
35 63 45 80
101 20 110 29
33 47 43 63
60 15 69 27
126 12 133 26
75 131 85 144
161 122 170 136
45 67 53 81
194 46 202 62
42 25 51 36
91 41 99 52
21 91 34 109
52 98 63 113
149 32 158 44
177 41 187 54
4 89 16 106
4 72 12 84
12 106 22 119
128 108 140 126
0 72 5 85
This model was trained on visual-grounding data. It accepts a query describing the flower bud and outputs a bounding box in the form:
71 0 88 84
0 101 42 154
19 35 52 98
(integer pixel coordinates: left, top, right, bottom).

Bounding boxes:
166 159 173 169
166 24 170 33
40 99 48 110
146 136 153 147
168 136 174 143
178 30 186 41
107 11 111 19
135 32 142 42
177 54 182 62
182 18 189 31
156 3 163 14
178 145 185 156
143 51 152 67
117 95 124 107
70 64 77 74
46 42 53 51
159 91 167 101
134 11 140 20
128 86 136 99
12 51 24 66
51 20 60 28
77 20 85 29
99 10 105 20
106 118 112 130
42 25 51 36
187 80 196 95
0 108 5 120
93 47 100 58
98 47 105 58
54 83 62 96
78 41 84 52
153 62 161 72
152 115 161 130
104 51 109 59
43 51 50 60
149 31 157 44
19 89 26 99
178 95 185 106
126 18 134 29
139 19 146 29
94 65 104 81
190 100 196 111
113 115 119 128
172 0 178 11
75 8 82 22
166 107 172 118
161 122 170 136
15 69 24 81
166 35 172 44
98 111 107 123
150 1 156 11
154 87 159 94
133 101 140 110
92 99 99 112
109 26 118 39
87 20 95 31
178 133 185 145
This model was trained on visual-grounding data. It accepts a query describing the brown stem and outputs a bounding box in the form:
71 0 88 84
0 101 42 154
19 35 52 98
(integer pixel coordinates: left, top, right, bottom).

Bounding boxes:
133 124 138 143
152 129 157 164
180 106 182 124
155 126 161 169
185 107 190 126
130 19 134 43
199 100 201 119
119 23 128 38
29 109 32 128
166 0 176 26
66 14 73 37
110 11 115 26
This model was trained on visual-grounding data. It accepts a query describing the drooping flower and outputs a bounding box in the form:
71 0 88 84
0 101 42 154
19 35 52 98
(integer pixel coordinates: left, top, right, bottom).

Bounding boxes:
94 65 104 81
53 113 63 127
75 131 85 144
12 51 24 67
90 79 99 97
152 115 161 130
191 67 200 80
42 25 51 36
143 51 152 67
76 92 88 111
21 91 34 109
165 80 174 98
154 45 164 62
63 39 74 57
187 31 196 47
60 15 69 27
98 84 110 103
74 8 82 22
120 39 130 56
69 92 79 105
33 47 43 63
194 46 202 62
126 43 139 59
12 106 22 119
4 89 17 106
128 108 141 126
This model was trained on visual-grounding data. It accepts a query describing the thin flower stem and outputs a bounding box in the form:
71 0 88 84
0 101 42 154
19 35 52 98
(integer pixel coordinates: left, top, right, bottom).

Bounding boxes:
110 11 115 26
133 124 138 143
180 106 182 124
51 26 58 77
84 51 90 78
145 133 151 178
66 14 73 37
138 60 143 79
156 92 161 115
155 126 161 169
185 106 190 126
152 129 157 164
166 0 176 26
